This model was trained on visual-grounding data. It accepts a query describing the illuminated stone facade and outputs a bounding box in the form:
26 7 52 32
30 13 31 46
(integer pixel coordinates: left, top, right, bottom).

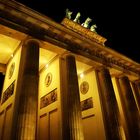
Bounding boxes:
0 1 140 140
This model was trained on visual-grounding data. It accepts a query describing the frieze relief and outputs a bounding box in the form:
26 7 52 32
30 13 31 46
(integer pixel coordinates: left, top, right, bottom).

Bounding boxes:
81 97 93 111
40 88 57 109
86 49 140 75
1 80 15 104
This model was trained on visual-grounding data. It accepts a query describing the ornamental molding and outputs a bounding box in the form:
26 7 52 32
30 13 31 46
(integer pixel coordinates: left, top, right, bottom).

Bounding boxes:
61 18 107 46
0 1 140 76
61 18 140 76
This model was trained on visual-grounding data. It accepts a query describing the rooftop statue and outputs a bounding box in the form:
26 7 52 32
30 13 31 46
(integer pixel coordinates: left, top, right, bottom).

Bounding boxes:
90 24 97 33
65 8 73 19
81 17 92 28
61 14 107 45
73 12 81 24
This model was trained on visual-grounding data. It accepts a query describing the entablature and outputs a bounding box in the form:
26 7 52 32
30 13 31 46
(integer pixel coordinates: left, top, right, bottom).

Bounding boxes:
0 0 140 77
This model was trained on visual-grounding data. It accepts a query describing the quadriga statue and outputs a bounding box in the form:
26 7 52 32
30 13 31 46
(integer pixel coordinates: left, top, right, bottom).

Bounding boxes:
81 17 92 28
65 8 73 19
73 12 81 24
90 24 97 33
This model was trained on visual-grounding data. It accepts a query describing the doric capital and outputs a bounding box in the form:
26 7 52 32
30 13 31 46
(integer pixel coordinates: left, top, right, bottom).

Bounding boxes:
24 38 41 47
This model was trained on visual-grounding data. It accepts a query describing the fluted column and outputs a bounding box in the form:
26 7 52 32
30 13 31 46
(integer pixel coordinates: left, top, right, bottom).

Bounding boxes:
136 81 140 96
12 39 39 140
96 68 121 140
131 82 140 112
60 55 84 140
117 76 140 139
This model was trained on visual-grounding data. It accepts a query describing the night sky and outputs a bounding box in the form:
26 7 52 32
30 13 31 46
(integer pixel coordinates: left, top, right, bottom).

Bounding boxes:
0 0 140 88
15 0 140 63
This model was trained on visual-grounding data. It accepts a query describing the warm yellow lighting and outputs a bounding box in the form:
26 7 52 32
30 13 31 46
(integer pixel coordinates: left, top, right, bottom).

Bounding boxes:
80 73 84 78
0 34 20 64
0 44 12 53
45 64 49 68
11 54 14 58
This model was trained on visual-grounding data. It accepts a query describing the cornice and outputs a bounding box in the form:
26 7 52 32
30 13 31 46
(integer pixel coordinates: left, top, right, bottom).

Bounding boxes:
0 0 140 76
61 18 107 45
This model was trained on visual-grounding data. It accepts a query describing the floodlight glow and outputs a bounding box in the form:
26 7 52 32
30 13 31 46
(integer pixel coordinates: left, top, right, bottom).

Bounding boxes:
80 73 84 78
45 64 49 68
11 54 14 58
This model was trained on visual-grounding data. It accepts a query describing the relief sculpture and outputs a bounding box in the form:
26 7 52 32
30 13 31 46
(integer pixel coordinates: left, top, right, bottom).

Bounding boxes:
40 88 57 109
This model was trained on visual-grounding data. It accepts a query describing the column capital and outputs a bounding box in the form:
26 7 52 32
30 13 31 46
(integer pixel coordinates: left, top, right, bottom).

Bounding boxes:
98 66 109 72
24 37 41 47
118 75 131 83
60 51 75 59
97 65 108 70
133 78 140 84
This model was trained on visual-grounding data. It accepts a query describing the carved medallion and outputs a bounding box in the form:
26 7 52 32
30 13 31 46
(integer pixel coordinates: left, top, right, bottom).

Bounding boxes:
45 72 52 87
80 81 89 94
8 62 15 79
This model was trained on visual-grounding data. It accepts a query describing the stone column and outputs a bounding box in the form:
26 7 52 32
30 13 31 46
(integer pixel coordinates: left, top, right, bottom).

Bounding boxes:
60 55 84 140
131 81 140 112
12 39 39 140
117 76 140 139
96 68 121 140
136 81 140 96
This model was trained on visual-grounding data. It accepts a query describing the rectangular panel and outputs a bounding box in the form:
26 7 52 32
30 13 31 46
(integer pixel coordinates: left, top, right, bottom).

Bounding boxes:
3 104 12 140
1 81 15 104
39 113 48 140
0 110 5 139
82 116 97 140
49 109 59 140
81 97 93 111
40 88 57 109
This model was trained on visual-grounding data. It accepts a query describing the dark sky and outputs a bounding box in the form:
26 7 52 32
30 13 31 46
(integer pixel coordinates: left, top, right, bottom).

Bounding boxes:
15 0 140 63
